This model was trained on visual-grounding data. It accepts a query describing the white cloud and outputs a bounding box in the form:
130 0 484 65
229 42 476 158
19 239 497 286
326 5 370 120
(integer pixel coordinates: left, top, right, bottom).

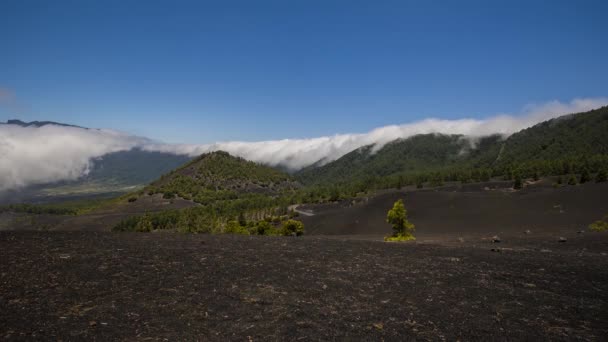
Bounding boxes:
143 97 608 169
0 97 606 191
0 125 151 191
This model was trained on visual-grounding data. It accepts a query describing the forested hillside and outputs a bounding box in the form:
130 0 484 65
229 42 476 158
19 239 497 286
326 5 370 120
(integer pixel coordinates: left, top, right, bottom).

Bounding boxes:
295 106 608 194
112 151 302 234
146 151 299 203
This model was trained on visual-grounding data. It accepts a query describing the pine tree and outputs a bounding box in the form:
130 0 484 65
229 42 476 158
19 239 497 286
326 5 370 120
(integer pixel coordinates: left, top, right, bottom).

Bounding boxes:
386 199 415 238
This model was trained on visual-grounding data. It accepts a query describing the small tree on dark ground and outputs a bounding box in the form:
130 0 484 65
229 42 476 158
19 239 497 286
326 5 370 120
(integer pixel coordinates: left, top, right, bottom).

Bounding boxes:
385 199 415 241
568 174 578 185
589 215 608 232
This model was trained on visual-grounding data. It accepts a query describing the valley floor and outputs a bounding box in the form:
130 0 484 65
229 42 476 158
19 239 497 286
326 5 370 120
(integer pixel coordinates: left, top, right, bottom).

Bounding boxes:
1 231 607 340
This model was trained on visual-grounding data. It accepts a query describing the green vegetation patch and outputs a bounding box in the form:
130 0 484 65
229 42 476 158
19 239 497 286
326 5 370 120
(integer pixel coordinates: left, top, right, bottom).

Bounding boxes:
589 215 608 232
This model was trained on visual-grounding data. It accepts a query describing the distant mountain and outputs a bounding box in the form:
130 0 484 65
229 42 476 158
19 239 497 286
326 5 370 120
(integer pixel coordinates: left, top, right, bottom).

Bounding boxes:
0 149 193 204
146 151 299 203
85 149 192 186
0 120 193 203
2 119 84 128
296 106 608 185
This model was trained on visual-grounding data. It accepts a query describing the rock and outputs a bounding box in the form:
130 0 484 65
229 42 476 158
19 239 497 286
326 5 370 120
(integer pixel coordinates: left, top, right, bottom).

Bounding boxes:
577 230 584 234
372 322 384 330
492 236 501 243
558 237 567 243
524 230 531 234
491 248 501 252
89 321 97 327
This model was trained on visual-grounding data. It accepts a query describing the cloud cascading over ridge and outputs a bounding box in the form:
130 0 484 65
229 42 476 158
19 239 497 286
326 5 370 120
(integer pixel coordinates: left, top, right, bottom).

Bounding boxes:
1 97 606 191
0 125 151 190
144 97 608 169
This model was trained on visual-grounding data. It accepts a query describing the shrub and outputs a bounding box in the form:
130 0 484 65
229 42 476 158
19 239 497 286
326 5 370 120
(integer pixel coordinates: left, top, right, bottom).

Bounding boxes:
224 220 250 235
127 197 137 203
384 235 416 242
567 174 578 185
254 220 278 235
589 215 608 232
135 214 153 232
280 219 304 236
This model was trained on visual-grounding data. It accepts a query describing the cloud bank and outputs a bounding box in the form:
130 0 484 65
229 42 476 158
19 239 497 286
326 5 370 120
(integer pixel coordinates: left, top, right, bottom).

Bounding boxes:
0 125 151 191
145 97 608 169
1 97 606 191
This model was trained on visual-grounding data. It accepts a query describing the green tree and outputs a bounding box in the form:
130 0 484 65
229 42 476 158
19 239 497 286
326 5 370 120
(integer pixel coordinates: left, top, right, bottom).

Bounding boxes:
595 169 607 183
567 174 578 185
580 168 591 183
281 219 304 236
386 199 415 238
513 174 523 190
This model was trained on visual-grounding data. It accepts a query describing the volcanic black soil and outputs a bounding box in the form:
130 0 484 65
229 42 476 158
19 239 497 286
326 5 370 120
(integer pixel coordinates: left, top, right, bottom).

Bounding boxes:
2 231 608 341
2 181 608 340
301 180 608 238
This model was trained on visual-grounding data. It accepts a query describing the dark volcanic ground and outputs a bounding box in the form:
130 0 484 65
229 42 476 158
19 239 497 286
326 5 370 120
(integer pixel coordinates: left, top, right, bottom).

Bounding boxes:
301 181 608 237
2 231 608 341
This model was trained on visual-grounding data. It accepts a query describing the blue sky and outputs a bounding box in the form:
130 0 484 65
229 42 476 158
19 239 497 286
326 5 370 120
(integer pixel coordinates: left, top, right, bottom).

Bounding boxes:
1 0 607 143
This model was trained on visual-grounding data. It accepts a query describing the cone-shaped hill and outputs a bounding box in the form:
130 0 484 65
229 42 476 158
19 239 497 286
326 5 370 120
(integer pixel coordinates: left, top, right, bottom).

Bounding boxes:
144 151 300 204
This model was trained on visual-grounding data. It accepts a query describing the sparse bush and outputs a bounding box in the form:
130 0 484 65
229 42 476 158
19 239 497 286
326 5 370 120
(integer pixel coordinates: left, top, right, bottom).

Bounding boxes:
254 220 274 235
224 220 250 235
567 174 578 185
280 219 304 236
384 234 416 242
589 215 608 232
135 214 153 232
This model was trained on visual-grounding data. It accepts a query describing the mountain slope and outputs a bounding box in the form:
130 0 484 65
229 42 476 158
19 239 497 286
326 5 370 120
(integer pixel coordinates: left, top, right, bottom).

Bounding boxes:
296 106 608 185
496 106 608 164
296 134 503 185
